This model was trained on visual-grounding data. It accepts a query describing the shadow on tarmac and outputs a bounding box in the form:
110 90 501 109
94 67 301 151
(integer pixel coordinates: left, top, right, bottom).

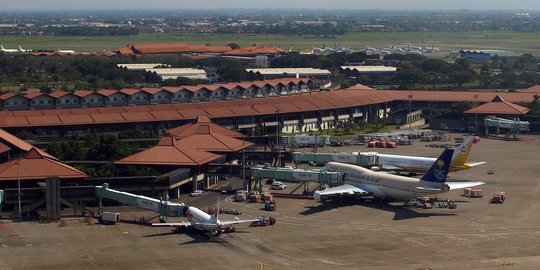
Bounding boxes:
300 198 457 220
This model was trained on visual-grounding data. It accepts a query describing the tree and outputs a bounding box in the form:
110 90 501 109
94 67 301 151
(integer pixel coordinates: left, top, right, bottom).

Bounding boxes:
527 94 540 115
452 102 478 113
396 68 427 89
449 70 476 87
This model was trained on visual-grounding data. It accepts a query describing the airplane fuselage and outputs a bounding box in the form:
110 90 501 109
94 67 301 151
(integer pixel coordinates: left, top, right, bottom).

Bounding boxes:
326 162 447 201
185 206 220 232
377 153 469 173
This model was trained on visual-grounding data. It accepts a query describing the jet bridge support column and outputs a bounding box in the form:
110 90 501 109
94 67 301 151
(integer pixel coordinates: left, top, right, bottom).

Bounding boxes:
46 177 61 221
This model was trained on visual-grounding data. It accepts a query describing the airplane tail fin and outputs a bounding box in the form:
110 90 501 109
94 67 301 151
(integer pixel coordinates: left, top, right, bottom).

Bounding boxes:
421 149 453 183
451 136 474 166
210 198 220 223
0 45 4 50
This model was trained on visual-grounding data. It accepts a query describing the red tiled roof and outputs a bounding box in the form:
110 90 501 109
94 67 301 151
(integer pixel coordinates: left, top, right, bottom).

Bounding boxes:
0 142 11 154
0 148 87 181
121 112 154 122
23 92 44 99
96 89 119 97
140 87 164 95
120 88 144 96
348 84 374 90
464 95 530 115
117 47 134 55
175 127 252 153
90 113 125 123
26 115 62 126
73 90 94 98
114 136 220 166
161 86 184 94
12 110 43 117
48 91 71 98
2 85 538 129
224 44 285 55
0 92 16 100
521 85 540 93
168 115 244 138
371 89 535 103
0 128 57 160
126 43 232 54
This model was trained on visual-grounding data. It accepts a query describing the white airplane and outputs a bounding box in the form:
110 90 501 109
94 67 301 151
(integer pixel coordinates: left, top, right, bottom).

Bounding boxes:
18 45 31 53
1 45 19 54
55 47 75 54
152 200 260 236
315 149 485 202
377 136 486 173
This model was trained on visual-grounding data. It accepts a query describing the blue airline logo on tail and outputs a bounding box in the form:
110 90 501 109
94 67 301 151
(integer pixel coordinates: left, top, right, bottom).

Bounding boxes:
421 149 453 183
433 159 447 181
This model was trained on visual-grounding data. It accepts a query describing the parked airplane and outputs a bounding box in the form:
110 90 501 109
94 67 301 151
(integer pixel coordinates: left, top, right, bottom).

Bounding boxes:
152 200 260 236
376 136 485 173
55 47 75 54
18 45 31 53
314 149 484 202
1 45 19 54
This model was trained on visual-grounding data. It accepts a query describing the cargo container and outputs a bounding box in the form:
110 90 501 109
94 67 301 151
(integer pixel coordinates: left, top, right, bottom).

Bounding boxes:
470 189 483 198
375 141 386 148
249 195 261 203
99 212 120 224
464 188 472 196
385 141 397 148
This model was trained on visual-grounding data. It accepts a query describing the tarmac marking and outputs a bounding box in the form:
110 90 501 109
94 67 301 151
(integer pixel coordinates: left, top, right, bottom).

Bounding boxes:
212 236 265 270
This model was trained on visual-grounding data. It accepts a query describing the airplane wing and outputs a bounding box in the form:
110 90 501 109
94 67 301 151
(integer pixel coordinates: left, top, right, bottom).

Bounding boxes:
466 162 487 167
314 184 368 201
219 219 261 226
380 165 403 171
152 222 192 227
416 186 443 191
446 181 485 190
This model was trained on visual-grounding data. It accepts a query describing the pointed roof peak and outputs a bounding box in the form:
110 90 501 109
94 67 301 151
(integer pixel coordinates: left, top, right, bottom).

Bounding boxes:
24 147 45 159
491 95 505 102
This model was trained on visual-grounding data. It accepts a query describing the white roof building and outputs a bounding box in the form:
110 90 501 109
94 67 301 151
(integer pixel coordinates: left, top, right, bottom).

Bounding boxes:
145 68 208 81
246 68 332 76
117 63 170 70
340 66 397 74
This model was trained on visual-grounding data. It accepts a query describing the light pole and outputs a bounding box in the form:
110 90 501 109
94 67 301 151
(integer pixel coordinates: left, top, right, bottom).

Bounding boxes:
408 100 412 130
242 137 246 191
251 104 255 137
275 110 279 150
16 160 21 221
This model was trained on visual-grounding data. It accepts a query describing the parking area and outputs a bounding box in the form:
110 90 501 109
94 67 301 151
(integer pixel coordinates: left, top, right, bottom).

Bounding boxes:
1 134 540 269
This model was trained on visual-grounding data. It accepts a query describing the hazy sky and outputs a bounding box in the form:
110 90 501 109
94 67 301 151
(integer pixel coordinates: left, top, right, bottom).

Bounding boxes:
2 0 539 11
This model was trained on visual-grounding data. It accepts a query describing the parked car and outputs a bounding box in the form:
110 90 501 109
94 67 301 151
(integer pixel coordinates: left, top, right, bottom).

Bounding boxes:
270 182 287 190
189 190 203 197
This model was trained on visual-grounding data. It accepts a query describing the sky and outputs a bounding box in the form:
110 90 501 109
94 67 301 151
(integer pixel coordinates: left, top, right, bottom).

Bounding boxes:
2 0 539 11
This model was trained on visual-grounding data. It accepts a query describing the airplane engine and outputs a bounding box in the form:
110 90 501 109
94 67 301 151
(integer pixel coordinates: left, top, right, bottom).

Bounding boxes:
441 184 450 192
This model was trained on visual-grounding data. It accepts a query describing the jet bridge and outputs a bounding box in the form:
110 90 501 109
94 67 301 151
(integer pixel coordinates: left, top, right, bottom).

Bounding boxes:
292 151 379 167
281 135 330 147
250 165 344 192
95 183 185 217
484 117 530 140
0 190 4 212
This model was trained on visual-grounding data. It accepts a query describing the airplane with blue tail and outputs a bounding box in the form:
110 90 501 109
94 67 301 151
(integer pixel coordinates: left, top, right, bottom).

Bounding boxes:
315 149 485 202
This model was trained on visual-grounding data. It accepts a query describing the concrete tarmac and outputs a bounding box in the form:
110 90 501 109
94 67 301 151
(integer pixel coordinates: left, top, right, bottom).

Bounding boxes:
1 134 540 269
